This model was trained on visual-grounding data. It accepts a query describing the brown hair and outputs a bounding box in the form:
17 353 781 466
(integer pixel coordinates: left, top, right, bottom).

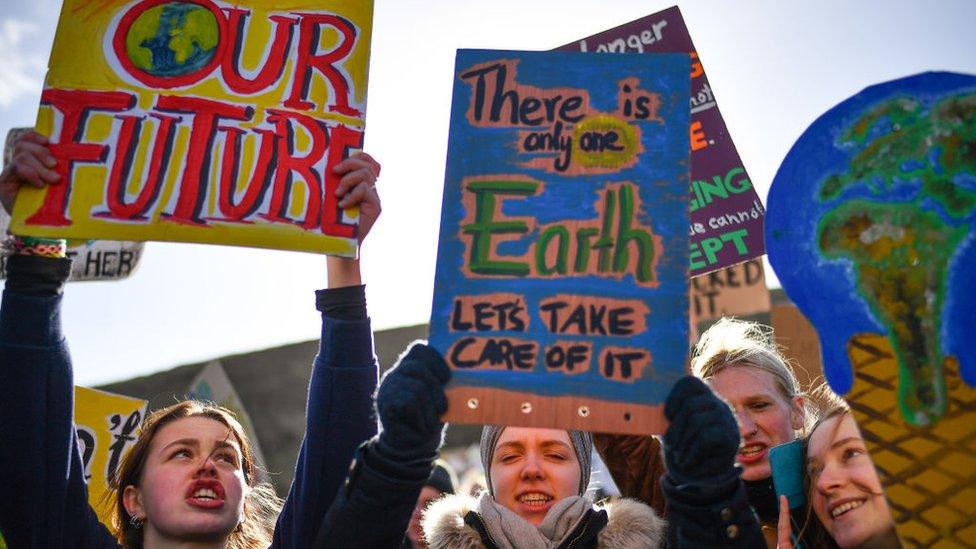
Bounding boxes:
109 400 282 548
691 317 815 433
805 387 851 444
794 387 850 547
800 386 900 548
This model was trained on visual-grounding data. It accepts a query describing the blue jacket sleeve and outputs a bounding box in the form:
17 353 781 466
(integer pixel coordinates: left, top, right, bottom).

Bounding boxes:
271 311 379 548
0 290 117 547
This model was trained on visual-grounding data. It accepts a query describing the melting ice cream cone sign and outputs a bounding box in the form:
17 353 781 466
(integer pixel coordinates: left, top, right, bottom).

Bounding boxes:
10 0 374 256
430 50 690 436
767 72 976 545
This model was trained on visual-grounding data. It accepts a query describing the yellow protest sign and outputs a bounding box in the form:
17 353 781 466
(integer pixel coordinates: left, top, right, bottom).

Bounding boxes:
11 0 374 256
74 386 148 529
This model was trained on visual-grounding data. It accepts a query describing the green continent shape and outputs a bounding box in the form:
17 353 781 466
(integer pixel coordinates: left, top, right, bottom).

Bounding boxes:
125 5 168 72
819 93 976 219
168 6 218 65
818 201 967 424
124 3 218 73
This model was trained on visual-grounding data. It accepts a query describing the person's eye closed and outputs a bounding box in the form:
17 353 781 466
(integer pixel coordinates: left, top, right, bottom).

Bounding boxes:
497 453 520 464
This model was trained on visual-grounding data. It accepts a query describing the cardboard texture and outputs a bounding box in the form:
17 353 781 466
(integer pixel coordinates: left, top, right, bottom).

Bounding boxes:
771 303 824 391
689 258 769 341
429 49 690 435
846 335 976 547
559 6 765 275
10 0 374 256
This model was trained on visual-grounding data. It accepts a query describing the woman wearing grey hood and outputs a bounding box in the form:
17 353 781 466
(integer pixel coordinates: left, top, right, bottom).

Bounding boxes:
317 345 764 548
421 425 665 548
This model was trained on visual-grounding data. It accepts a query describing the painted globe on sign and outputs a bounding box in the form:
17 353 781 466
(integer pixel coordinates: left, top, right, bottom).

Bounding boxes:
765 72 976 424
124 1 219 77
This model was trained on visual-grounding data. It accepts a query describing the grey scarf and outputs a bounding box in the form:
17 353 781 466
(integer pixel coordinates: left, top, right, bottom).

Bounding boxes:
473 491 592 549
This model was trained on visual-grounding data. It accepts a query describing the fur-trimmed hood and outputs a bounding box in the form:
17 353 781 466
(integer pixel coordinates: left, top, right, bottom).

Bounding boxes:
421 494 666 548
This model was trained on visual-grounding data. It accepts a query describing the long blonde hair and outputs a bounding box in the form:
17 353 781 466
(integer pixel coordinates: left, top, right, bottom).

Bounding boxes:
692 317 815 434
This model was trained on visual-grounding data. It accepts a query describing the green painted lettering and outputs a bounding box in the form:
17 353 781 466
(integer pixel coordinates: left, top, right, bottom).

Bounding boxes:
462 180 537 276
536 225 570 275
612 184 655 282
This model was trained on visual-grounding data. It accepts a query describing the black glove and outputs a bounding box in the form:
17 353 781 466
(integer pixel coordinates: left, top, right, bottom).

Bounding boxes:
663 376 740 488
374 342 451 461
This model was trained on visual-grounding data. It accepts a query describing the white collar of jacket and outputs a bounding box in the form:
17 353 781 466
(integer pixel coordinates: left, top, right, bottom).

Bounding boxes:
421 494 667 549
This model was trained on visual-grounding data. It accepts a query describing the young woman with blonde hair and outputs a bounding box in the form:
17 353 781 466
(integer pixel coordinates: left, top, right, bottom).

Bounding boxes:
596 317 815 546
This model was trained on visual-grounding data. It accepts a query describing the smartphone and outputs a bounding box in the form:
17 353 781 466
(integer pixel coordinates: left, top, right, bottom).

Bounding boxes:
770 439 806 509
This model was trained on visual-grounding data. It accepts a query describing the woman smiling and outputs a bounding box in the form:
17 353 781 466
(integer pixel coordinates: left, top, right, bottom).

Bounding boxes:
779 395 901 548
317 346 765 547
595 318 814 546
422 426 664 548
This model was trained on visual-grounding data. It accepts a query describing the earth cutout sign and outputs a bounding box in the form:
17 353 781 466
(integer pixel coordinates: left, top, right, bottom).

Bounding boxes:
768 71 976 425
767 71 976 547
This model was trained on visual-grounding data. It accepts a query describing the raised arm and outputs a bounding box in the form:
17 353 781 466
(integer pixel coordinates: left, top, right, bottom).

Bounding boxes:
0 131 116 547
315 342 450 548
661 377 765 547
272 153 386 548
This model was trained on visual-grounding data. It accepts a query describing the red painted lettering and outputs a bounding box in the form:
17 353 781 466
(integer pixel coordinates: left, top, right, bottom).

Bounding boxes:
282 13 358 115
102 113 178 220
26 89 135 226
155 95 253 224
222 9 297 95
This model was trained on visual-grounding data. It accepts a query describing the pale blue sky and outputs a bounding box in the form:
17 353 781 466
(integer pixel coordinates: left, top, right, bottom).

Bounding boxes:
1 0 974 385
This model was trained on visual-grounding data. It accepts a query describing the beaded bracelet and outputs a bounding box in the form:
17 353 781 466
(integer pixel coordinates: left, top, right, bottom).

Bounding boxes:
2 234 68 258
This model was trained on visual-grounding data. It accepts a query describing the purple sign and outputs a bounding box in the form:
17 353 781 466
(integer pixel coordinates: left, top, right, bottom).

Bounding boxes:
558 6 765 275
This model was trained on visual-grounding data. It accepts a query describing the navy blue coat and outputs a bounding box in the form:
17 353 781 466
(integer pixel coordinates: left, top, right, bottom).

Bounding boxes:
0 278 378 548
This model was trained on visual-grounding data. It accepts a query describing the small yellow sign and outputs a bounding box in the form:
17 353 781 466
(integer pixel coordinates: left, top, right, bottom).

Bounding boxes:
74 386 148 529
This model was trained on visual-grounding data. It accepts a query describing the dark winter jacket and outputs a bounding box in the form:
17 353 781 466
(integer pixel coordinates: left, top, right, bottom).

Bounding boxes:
314 435 435 548
0 255 378 548
596 433 774 547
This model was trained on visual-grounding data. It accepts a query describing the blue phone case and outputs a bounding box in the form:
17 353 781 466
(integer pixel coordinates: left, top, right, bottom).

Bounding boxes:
770 439 806 509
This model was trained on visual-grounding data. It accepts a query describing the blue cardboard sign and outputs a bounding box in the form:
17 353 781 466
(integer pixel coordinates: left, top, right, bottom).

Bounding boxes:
429 49 690 435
